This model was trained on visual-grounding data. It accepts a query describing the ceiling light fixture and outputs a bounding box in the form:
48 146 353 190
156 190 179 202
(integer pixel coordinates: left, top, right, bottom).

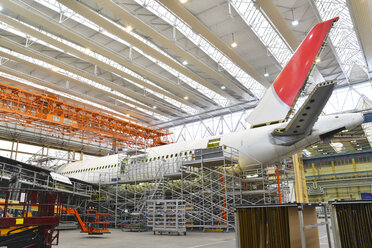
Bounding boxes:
291 9 299 26
264 68 269 77
182 60 188 65
179 0 188 4
153 106 157 109
0 5 3 11
221 86 226 90
231 33 237 48
315 57 321 63
184 96 189 100
125 25 133 32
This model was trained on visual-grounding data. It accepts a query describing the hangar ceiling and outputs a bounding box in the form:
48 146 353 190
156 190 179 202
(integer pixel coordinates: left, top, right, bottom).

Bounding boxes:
0 0 371 155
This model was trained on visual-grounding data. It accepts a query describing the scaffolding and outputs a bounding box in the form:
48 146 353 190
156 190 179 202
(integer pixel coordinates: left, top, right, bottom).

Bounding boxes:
89 145 289 230
0 80 171 150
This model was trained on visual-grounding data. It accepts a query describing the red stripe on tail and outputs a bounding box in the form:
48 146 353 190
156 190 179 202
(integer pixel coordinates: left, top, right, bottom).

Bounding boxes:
273 17 339 107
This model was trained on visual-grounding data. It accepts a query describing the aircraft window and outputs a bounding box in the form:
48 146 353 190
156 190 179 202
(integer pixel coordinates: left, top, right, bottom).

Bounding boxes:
166 155 169 159
131 161 133 164
162 156 164 159
184 152 187 155
224 145 227 149
175 153 178 157
171 154 173 158
158 156 160 160
150 158 152 161
146 159 148 162
189 151 192 154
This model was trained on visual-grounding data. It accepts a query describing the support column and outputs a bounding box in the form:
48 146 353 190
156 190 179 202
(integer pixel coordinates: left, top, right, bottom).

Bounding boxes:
311 163 318 202
10 141 14 159
331 160 339 199
14 140 19 160
292 153 309 203
352 158 360 197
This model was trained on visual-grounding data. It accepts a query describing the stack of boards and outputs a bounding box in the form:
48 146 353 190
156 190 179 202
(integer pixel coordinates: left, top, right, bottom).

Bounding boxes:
235 204 320 248
331 200 372 248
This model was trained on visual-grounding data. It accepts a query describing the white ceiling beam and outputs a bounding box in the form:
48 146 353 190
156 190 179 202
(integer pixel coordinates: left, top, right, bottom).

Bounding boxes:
156 0 270 88
0 47 169 118
0 14 210 110
1 0 202 109
0 36 178 115
0 35 186 116
0 66 154 122
255 0 300 51
57 0 238 103
348 0 372 72
68 0 243 102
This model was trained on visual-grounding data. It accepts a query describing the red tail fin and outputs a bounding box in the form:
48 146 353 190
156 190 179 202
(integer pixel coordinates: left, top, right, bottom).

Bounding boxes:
273 17 339 107
247 17 339 126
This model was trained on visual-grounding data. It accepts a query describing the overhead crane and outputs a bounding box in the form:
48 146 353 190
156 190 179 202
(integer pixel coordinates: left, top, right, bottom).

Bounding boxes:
0 79 171 149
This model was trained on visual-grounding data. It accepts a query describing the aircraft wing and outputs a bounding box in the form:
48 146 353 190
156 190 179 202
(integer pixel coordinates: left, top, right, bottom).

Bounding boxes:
271 81 336 146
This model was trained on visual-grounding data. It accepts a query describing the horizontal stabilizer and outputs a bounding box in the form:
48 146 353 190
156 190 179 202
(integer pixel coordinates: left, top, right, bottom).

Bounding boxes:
271 81 336 146
247 17 338 127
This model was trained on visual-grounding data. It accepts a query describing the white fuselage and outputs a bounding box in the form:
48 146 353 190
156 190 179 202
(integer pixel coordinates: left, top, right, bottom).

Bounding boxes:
57 113 364 183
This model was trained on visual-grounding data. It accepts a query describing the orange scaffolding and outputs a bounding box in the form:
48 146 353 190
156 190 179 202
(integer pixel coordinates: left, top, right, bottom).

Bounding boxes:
0 80 171 149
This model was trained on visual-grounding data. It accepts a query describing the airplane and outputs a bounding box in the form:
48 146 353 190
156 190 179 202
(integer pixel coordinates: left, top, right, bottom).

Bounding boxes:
57 17 365 184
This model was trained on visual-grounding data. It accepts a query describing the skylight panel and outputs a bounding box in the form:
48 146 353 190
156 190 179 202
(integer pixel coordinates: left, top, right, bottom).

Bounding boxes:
2 16 194 115
0 71 148 123
0 46 169 120
314 0 368 78
134 0 266 98
230 0 292 67
33 0 221 110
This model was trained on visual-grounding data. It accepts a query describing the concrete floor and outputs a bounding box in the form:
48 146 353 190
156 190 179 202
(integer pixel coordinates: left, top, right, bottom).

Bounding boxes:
58 229 236 248
57 223 332 248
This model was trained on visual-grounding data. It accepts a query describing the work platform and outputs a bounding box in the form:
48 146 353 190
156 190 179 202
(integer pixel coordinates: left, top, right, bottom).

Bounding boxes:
0 156 92 198
182 146 238 168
